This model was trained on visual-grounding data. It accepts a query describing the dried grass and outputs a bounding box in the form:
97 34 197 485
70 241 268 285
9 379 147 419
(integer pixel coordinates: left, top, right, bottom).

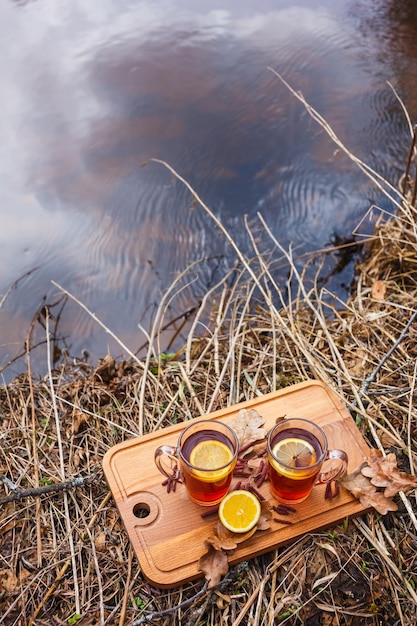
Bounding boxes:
1 86 417 625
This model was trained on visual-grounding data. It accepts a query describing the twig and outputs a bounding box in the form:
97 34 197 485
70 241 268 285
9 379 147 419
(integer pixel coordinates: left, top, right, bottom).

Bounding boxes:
0 474 96 506
354 517 417 604
360 308 417 397
387 83 414 140
231 569 272 626
233 469 252 478
407 360 417 475
162 472 182 493
133 568 241 625
254 460 269 487
0 474 18 491
132 582 210 625
0 267 40 309
161 463 182 493
367 387 411 396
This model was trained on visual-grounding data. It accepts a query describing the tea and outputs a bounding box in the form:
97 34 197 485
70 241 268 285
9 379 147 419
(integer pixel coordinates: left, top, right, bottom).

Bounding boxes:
154 420 239 506
268 425 324 504
180 429 236 505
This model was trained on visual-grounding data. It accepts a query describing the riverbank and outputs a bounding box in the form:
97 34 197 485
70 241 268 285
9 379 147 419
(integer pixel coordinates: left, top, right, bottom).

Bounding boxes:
1 125 417 625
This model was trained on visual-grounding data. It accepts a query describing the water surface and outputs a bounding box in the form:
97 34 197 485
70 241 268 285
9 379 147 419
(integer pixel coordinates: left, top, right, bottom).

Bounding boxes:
0 0 416 379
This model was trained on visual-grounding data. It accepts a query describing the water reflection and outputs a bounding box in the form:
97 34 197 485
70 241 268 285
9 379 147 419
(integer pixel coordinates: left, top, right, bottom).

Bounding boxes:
0 0 415 379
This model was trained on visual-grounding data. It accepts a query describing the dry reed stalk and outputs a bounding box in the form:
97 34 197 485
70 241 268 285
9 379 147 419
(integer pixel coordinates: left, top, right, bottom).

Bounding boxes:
267 68 407 216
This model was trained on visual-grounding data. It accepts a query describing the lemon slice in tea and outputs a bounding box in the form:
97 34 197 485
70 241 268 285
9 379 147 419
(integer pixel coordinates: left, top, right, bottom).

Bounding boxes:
218 489 261 533
190 440 233 469
189 440 233 481
272 437 316 468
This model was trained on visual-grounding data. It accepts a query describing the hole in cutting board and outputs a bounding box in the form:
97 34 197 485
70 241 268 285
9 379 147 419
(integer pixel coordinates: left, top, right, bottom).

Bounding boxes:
133 502 151 518
128 492 161 526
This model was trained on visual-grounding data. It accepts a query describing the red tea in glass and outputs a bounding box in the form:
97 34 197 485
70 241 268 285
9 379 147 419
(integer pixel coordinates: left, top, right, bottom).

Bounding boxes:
155 420 238 506
179 429 236 504
267 418 348 504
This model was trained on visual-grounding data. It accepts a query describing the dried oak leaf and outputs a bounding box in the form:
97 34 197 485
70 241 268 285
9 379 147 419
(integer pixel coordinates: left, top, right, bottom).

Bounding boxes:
199 509 269 585
361 449 417 498
0 567 30 593
229 408 267 448
0 569 19 593
198 542 229 586
340 462 398 515
256 500 273 531
206 520 257 551
371 280 387 301
206 523 238 552
361 491 398 514
247 457 263 469
94 530 106 552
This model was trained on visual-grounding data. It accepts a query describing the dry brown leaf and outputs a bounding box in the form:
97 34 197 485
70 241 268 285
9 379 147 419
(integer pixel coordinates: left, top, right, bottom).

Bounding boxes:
340 459 398 515
257 499 273 530
361 449 417 498
206 522 239 551
371 280 387 300
207 520 258 551
94 354 116 382
362 449 398 486
256 515 271 531
346 348 369 377
231 525 258 544
0 567 30 593
357 490 398 515
215 590 231 609
198 542 229 586
0 569 19 593
0 511 24 535
229 408 267 448
72 409 88 435
94 530 106 552
340 463 371 495
246 457 262 469
200 496 270 584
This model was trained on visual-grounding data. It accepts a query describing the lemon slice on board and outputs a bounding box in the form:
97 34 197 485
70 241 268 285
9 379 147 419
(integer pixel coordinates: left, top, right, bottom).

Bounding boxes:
272 437 316 468
218 489 261 533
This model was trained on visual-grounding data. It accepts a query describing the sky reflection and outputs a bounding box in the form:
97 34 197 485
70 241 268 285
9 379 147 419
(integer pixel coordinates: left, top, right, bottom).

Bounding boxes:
0 0 414 379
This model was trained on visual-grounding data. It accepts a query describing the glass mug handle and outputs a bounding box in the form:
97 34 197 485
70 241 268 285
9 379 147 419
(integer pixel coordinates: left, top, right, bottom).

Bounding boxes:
154 444 180 479
317 449 348 484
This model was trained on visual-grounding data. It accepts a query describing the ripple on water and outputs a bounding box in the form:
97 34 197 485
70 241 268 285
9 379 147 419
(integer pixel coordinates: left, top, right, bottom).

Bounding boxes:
0 0 414 376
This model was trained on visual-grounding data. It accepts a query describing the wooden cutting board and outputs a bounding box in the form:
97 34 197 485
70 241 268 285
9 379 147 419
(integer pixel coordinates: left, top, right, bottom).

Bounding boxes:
103 380 371 588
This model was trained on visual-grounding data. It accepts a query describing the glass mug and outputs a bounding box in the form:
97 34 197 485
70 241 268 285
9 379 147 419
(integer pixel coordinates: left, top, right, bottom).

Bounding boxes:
154 420 239 506
267 418 348 504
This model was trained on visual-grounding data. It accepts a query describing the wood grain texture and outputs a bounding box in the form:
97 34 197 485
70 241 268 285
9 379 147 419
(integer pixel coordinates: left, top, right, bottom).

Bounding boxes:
103 380 371 588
